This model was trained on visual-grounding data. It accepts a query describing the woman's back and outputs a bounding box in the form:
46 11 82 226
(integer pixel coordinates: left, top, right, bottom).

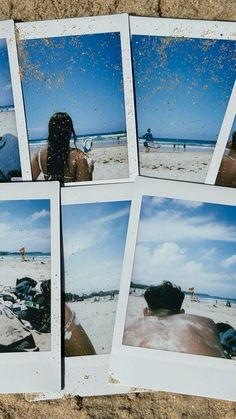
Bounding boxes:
32 147 93 182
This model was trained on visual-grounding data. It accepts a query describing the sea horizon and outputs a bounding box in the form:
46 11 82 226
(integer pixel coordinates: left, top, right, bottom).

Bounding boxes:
29 131 127 150
0 105 14 112
138 136 216 153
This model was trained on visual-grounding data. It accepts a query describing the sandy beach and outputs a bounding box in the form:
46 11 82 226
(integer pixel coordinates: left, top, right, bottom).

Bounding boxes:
0 256 51 287
0 256 51 351
90 144 129 181
30 144 129 182
67 295 118 355
139 149 213 183
125 293 236 333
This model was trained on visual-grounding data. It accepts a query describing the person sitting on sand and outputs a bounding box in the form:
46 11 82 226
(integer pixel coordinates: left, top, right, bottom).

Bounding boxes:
215 131 236 187
31 112 94 183
64 304 96 357
123 281 226 358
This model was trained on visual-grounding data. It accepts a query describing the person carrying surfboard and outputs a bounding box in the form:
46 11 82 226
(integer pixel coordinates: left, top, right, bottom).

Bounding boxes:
143 128 160 152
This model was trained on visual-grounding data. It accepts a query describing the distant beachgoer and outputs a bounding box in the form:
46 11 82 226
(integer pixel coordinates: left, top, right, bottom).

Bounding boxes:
83 138 93 154
117 136 120 144
143 128 154 153
183 143 186 151
64 304 96 357
123 281 226 358
226 301 231 308
31 112 94 183
215 131 236 187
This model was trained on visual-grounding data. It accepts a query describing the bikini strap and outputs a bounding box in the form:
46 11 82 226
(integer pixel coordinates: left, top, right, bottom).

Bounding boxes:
38 149 50 180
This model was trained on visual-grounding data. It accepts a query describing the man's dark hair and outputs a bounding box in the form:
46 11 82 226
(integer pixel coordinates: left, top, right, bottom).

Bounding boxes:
144 281 185 312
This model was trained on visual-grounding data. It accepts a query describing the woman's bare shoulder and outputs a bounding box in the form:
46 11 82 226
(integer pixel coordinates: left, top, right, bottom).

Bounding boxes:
69 148 88 161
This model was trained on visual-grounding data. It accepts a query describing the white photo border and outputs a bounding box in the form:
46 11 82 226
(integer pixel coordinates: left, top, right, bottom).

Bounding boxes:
27 182 136 401
0 181 61 393
130 16 236 186
0 20 32 180
110 176 236 401
16 14 138 186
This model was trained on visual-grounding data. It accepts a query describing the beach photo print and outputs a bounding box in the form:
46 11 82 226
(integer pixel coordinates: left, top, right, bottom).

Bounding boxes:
110 177 236 401
28 183 134 401
16 14 137 185
0 20 31 182
0 181 60 393
130 17 236 184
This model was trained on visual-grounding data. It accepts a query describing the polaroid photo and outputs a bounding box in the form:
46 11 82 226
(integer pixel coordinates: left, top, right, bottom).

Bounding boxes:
27 182 136 401
0 181 60 393
110 176 236 401
130 16 236 184
0 20 31 182
16 14 138 186
206 88 236 187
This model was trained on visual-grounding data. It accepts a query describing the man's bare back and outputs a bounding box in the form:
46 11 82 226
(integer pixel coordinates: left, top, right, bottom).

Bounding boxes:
123 314 226 358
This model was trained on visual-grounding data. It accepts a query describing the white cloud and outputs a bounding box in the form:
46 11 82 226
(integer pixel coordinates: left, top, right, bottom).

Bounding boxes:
138 211 236 244
64 207 129 258
172 199 203 209
201 247 217 260
0 222 50 253
3 83 12 92
131 241 235 298
221 254 236 268
97 207 129 225
31 209 50 222
64 224 109 258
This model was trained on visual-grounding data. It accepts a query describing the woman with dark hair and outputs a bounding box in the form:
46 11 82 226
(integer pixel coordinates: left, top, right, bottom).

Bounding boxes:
31 112 93 183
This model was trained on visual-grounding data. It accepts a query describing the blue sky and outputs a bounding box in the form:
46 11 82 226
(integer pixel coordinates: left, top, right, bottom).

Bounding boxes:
132 35 236 141
62 200 130 294
19 33 126 140
132 195 236 299
0 39 14 108
0 199 50 252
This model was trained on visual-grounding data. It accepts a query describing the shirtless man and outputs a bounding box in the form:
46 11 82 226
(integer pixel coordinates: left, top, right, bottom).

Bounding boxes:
215 131 236 187
123 281 226 358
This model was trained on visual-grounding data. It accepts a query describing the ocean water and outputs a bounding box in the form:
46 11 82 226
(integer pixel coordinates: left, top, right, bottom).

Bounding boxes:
138 137 216 153
0 106 14 112
0 253 50 262
187 294 236 306
29 132 127 152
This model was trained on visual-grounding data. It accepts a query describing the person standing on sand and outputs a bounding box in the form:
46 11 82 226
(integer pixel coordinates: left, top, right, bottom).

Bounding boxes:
31 112 94 183
215 131 236 187
123 281 226 358
143 128 154 152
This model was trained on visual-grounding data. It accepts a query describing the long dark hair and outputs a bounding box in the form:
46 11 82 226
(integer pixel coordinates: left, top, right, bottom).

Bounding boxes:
47 112 76 182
